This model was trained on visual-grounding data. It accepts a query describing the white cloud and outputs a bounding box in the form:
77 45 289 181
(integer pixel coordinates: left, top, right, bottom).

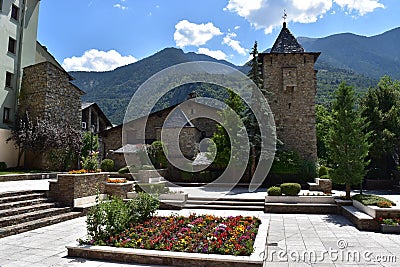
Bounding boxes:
224 0 384 34
234 25 240 30
334 0 384 16
113 3 128 10
174 20 223 48
62 49 137 72
197 48 227 60
222 32 247 55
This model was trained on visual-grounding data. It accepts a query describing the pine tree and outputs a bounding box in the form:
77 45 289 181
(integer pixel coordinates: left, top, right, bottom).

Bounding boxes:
328 82 371 199
245 41 263 177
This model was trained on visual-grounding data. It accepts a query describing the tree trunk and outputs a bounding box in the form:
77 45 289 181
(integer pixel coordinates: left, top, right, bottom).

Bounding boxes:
345 183 351 199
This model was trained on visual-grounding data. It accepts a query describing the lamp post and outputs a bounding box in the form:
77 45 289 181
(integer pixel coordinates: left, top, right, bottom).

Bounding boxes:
90 125 95 153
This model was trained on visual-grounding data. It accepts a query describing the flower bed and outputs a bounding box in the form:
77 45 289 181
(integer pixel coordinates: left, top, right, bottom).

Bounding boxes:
84 214 261 256
107 178 127 183
376 217 400 233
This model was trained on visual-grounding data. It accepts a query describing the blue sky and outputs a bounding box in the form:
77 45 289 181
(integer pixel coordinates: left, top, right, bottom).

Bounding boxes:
37 0 400 72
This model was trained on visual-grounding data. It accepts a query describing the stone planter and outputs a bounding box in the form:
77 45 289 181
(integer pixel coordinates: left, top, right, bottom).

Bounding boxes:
48 172 108 207
380 224 400 234
265 195 335 204
105 181 135 199
353 200 400 218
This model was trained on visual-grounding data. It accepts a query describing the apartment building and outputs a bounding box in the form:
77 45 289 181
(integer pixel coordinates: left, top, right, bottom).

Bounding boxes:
0 0 40 167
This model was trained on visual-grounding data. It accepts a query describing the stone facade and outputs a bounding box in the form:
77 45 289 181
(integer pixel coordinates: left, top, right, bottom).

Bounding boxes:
100 101 219 169
260 24 320 160
18 61 84 169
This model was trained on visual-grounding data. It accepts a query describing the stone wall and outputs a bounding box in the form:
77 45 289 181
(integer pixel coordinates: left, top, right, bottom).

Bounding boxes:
262 53 319 160
18 61 84 170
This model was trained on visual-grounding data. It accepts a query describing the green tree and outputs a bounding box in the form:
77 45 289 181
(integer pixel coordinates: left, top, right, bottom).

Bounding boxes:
211 90 247 168
244 41 264 177
361 76 400 179
148 141 168 168
328 82 371 199
316 104 332 164
81 131 99 158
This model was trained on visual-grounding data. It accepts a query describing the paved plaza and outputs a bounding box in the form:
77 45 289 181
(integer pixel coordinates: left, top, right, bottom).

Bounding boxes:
0 180 399 266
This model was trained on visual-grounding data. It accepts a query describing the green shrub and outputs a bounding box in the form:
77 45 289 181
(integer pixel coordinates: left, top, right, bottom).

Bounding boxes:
352 194 396 206
129 192 160 222
270 149 301 175
118 166 130 174
320 174 330 179
135 183 169 194
100 159 114 172
299 159 317 182
280 183 301 196
267 186 282 196
0 162 7 171
148 141 168 168
81 153 98 171
318 166 329 177
86 193 159 244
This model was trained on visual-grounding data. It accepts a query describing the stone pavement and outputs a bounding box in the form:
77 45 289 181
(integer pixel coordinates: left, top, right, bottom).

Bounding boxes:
0 179 400 266
0 209 399 267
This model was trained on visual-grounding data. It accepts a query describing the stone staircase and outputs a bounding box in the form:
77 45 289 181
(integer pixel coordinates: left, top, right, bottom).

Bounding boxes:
0 190 82 238
184 196 265 211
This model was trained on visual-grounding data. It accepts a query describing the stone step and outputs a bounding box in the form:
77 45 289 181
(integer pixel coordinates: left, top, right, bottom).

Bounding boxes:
0 198 48 210
188 196 265 202
0 190 46 198
265 203 338 214
186 199 264 206
0 207 72 227
341 205 379 231
0 202 56 217
184 204 264 211
0 211 83 238
0 192 46 204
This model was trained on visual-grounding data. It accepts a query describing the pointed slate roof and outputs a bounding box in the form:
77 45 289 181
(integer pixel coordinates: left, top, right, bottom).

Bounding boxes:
163 108 194 128
270 22 304 53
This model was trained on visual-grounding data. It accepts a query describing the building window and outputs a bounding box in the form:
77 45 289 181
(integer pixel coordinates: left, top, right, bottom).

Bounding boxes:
0 0 3 12
11 4 19 21
3 107 11 123
8 37 16 54
5 72 13 88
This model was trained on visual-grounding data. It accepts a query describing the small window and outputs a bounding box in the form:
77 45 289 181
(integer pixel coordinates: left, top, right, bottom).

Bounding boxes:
5 72 13 87
3 107 11 123
8 37 16 54
11 4 19 21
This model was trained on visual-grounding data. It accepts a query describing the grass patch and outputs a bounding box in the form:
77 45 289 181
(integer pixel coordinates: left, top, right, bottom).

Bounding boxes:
84 214 261 256
352 194 396 206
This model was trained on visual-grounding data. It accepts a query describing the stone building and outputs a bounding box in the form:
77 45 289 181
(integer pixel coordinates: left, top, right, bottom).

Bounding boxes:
81 102 112 133
100 100 220 169
259 22 320 160
0 0 40 167
18 61 84 169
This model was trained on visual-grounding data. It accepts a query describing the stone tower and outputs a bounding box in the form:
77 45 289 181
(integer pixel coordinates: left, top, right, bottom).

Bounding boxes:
259 22 320 160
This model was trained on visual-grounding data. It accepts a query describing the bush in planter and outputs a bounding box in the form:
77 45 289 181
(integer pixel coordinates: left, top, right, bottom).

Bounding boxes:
267 186 282 196
280 183 301 196
318 166 329 177
101 159 114 172
352 194 396 206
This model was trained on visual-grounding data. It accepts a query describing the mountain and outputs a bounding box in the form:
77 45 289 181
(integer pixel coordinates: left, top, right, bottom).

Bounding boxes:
298 27 400 80
71 48 237 124
72 28 400 124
